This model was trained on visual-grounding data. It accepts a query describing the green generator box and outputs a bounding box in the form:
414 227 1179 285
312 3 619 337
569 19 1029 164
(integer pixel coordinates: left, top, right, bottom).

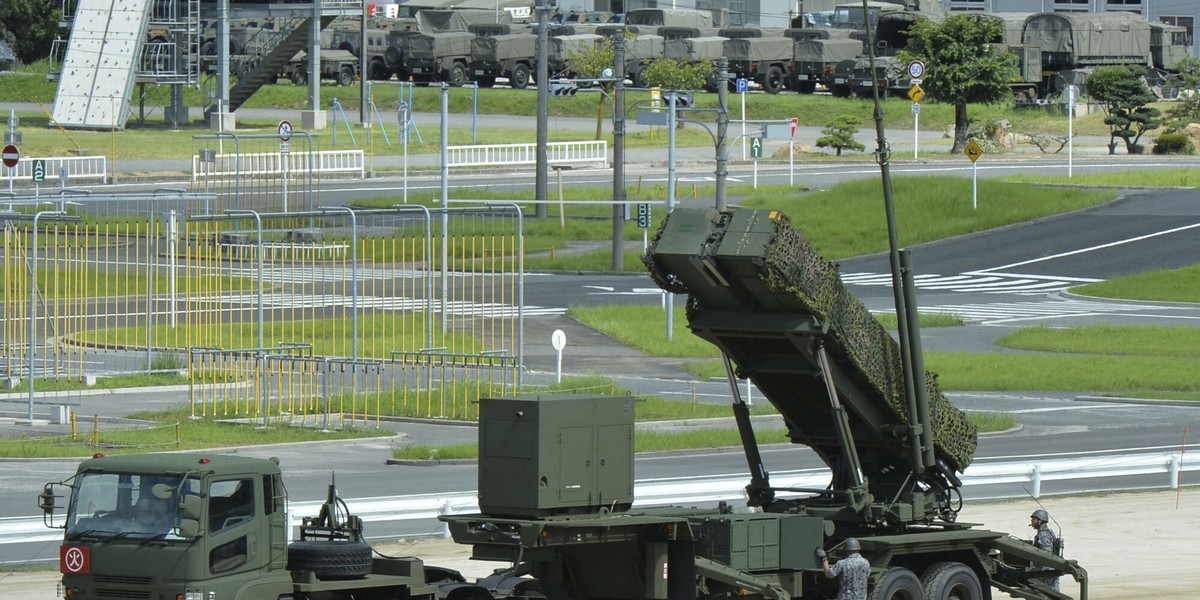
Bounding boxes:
478 395 635 518
689 513 824 571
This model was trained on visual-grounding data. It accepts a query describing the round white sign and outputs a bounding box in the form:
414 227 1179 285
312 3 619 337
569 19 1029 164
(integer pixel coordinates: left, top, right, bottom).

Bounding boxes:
551 329 566 351
907 60 926 80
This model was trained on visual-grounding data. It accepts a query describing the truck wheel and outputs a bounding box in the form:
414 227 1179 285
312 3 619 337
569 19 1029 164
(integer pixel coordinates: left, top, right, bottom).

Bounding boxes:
287 540 372 580
763 66 785 94
369 60 391 81
290 68 308 86
868 567 924 600
629 64 650 88
476 75 496 88
338 65 356 86
796 80 817 94
448 62 468 87
510 63 531 89
921 562 982 600
830 84 852 98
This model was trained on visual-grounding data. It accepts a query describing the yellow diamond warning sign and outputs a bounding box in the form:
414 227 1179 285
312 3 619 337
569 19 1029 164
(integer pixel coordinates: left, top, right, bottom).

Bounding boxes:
907 84 925 103
964 139 983 163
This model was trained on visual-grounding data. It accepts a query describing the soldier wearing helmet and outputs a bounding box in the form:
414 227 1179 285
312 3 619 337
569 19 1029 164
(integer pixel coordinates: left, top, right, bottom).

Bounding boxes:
1029 509 1060 591
815 537 870 600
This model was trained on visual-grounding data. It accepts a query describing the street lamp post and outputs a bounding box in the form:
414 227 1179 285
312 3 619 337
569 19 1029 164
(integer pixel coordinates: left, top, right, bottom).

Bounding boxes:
612 30 626 271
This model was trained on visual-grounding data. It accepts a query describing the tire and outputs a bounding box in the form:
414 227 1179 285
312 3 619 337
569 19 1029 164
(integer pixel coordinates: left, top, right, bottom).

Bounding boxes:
287 540 372 580
510 63 531 89
922 562 982 600
763 65 785 94
290 68 308 86
630 64 650 88
369 60 391 81
447 62 468 87
338 65 355 86
830 84 852 98
796 80 817 94
869 567 924 600
476 75 496 88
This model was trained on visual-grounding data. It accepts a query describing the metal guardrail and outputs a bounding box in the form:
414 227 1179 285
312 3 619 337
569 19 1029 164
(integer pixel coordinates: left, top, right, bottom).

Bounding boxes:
446 140 607 168
191 150 365 180
2 451 1193 547
3 156 108 183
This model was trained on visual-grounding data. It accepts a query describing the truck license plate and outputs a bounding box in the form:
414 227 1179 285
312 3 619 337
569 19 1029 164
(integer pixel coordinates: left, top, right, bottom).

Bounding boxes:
475 70 484 75
797 74 808 81
834 77 845 84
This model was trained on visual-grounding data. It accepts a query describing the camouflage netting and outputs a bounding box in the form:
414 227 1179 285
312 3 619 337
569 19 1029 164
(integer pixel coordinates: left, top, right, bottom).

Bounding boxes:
644 208 977 472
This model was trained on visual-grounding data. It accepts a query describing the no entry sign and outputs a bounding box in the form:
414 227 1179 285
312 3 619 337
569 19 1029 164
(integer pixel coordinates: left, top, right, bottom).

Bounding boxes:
2 144 18 168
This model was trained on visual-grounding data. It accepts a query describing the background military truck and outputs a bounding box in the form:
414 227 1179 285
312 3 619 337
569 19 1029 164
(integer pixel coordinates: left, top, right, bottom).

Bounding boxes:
469 29 537 88
39 454 475 600
443 207 1088 600
403 9 511 86
662 34 727 92
788 33 863 94
596 25 665 88
328 27 394 80
284 48 359 86
721 27 793 94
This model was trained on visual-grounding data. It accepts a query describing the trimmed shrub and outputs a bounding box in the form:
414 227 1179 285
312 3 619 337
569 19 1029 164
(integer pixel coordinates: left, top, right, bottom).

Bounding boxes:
1152 133 1194 155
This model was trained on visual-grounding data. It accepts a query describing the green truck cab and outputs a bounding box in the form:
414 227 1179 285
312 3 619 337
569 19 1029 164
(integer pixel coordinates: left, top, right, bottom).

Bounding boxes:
39 453 452 600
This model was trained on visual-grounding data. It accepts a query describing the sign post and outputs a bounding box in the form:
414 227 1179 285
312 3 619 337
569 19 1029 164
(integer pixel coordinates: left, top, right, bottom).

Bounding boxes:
964 139 983 210
1065 84 1077 178
737 78 748 160
551 329 567 383
750 137 763 189
398 101 410 204
789 117 797 185
2 143 17 197
278 121 292 212
907 82 924 160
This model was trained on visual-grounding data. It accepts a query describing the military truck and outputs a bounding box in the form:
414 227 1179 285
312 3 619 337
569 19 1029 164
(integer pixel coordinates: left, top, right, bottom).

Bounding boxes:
787 31 863 94
469 30 537 88
403 9 511 86
721 28 793 94
829 55 907 98
443 207 1088 600
662 34 727 92
596 25 665 88
38 453 476 600
328 27 394 80
284 48 359 86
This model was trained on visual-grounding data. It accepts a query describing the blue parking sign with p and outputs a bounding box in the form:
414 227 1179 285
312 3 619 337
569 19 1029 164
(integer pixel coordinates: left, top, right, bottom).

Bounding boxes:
736 78 749 93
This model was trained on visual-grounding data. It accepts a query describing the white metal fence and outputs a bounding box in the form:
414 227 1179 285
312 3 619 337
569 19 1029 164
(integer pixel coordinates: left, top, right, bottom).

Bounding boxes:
191 149 365 181
4 156 108 183
3 451 1193 547
446 140 607 168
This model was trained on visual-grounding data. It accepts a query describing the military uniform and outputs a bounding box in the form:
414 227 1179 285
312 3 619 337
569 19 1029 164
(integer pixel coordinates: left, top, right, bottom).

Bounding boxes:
829 553 871 600
1033 523 1060 591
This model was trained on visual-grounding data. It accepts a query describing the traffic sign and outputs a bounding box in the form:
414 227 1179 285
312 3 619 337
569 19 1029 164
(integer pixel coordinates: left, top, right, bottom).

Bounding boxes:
736 78 749 93
397 101 411 131
32 159 46 182
636 203 652 228
1 144 17 168
907 60 926 80
280 141 291 154
911 103 920 115
750 137 763 159
964 139 983 163
551 329 566 351
277 120 292 142
789 117 798 139
907 84 925 103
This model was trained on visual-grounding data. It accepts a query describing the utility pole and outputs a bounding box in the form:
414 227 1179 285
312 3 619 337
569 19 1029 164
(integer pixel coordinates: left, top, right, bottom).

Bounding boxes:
534 3 550 218
715 58 730 211
611 30 626 270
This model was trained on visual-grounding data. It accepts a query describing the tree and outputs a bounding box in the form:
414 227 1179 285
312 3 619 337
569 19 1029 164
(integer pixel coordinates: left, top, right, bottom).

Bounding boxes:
0 0 61 64
899 14 1018 154
641 58 712 92
568 36 616 140
1163 56 1200 132
815 115 865 156
1087 65 1162 155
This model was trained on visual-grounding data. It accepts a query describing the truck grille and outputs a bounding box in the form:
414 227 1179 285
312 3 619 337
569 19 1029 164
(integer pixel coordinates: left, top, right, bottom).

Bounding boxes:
94 574 153 599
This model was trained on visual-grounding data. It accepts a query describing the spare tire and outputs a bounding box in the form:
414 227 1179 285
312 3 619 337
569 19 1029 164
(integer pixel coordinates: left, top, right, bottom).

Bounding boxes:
287 540 372 580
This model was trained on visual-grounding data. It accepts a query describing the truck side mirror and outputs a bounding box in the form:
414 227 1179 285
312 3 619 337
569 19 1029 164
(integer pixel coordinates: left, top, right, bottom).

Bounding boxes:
39 485 58 515
178 519 200 538
180 494 202 520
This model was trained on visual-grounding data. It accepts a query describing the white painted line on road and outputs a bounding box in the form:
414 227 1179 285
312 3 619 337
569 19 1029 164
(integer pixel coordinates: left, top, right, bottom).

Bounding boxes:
976 221 1200 273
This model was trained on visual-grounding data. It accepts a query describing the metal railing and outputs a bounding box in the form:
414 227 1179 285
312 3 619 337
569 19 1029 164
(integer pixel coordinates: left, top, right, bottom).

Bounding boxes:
2 450 1193 547
446 140 607 168
3 156 108 183
191 149 364 180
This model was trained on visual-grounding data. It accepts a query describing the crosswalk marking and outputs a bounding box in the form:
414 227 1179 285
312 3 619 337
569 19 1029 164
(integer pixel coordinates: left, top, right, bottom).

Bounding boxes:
841 271 1099 295
909 298 1182 325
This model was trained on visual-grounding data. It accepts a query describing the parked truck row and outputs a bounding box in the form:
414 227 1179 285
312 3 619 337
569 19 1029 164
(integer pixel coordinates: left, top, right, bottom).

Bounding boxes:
38 205 1088 600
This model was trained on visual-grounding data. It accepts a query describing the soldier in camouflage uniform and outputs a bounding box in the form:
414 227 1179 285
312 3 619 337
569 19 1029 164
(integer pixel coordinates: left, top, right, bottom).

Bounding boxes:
1030 509 1060 591
816 537 870 600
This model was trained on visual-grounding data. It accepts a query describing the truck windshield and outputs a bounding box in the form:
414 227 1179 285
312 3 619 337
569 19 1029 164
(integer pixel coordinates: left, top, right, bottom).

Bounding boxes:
66 472 199 541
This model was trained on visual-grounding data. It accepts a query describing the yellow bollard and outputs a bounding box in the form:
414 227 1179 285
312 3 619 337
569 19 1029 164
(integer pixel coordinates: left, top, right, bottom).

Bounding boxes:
92 414 99 448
